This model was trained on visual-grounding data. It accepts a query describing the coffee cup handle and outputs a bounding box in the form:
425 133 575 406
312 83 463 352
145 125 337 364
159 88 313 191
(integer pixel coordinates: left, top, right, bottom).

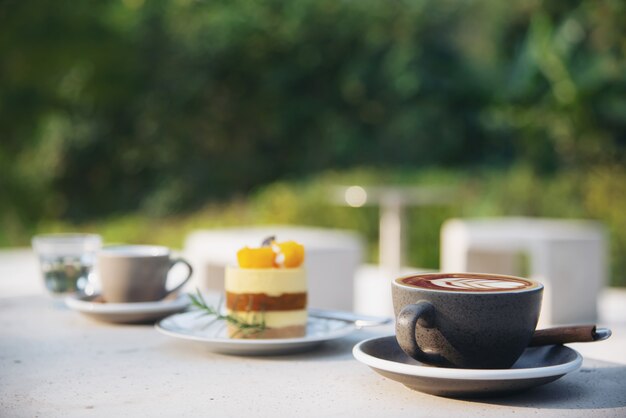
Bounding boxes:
396 301 444 364
164 258 193 296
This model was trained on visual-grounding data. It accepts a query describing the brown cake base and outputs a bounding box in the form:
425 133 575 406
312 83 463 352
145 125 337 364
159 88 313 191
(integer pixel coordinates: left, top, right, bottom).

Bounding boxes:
227 324 306 339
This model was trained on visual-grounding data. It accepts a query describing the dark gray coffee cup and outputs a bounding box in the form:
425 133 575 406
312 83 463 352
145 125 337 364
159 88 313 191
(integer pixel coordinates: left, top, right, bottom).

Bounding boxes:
98 245 193 303
392 272 543 369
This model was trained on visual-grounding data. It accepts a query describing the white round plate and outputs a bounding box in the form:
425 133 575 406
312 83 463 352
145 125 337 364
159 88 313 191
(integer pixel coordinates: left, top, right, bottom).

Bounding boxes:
353 335 582 398
155 310 356 355
65 293 190 324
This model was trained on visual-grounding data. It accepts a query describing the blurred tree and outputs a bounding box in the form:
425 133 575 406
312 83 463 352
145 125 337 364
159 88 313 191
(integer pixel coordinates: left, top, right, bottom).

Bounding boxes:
481 0 626 171
0 0 624 242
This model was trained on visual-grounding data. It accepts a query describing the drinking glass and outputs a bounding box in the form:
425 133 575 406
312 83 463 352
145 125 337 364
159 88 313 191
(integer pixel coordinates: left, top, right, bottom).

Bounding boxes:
32 233 102 297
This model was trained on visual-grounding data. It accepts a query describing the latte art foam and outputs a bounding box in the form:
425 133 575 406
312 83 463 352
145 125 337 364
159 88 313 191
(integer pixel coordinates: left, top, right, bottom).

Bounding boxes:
398 273 537 292
430 277 527 291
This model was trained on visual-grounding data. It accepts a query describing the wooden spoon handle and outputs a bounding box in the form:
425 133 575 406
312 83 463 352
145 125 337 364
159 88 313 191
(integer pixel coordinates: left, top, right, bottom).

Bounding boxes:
529 325 610 347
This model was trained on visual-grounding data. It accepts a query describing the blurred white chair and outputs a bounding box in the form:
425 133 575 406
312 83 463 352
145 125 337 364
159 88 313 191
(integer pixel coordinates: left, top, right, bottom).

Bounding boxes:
183 226 364 311
331 185 451 318
353 265 434 317
441 217 608 326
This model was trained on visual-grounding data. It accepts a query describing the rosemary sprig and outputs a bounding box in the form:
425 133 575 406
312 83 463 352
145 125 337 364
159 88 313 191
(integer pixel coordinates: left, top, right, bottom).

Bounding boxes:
188 289 266 336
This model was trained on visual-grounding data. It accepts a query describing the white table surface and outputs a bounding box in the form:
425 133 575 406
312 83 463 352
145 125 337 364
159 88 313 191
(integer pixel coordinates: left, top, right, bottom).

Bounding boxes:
1 249 626 417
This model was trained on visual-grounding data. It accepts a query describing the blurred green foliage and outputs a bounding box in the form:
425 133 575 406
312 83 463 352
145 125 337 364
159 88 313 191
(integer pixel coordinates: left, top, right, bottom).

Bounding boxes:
252 166 626 287
30 165 626 286
0 1 625 283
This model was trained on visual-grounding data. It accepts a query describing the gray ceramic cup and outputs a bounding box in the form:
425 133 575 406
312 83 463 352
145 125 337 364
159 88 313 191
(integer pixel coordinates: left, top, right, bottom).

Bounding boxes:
98 245 193 303
392 272 543 369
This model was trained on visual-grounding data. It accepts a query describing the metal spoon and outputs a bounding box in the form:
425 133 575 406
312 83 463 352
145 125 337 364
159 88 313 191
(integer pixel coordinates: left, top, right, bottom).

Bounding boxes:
308 308 392 328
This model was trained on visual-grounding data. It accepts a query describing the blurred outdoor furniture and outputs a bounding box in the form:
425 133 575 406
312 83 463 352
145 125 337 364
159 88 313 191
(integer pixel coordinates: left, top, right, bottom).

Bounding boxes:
332 185 451 316
332 185 452 278
441 217 607 326
1 247 626 416
183 226 363 311
353 264 434 317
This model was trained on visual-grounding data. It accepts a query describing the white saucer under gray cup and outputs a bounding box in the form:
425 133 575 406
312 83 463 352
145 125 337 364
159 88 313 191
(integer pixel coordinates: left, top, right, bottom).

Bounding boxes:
392 272 543 369
98 245 193 303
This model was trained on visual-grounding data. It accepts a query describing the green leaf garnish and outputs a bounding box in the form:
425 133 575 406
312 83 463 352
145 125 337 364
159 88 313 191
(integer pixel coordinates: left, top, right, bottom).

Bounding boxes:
188 289 266 336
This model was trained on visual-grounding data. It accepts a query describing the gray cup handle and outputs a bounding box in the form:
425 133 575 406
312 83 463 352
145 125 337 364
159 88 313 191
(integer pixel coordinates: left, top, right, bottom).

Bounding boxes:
164 257 193 296
396 301 444 364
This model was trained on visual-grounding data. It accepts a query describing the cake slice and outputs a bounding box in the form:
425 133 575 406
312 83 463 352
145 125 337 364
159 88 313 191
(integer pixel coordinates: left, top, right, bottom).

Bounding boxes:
224 240 307 339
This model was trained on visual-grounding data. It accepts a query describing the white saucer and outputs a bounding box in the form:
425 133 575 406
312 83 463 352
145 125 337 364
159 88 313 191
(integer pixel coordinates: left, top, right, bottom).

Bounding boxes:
65 293 190 324
156 310 356 355
353 335 583 398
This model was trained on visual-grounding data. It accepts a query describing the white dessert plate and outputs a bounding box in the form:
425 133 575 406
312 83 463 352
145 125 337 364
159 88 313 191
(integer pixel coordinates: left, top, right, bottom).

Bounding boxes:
353 335 582 398
156 310 356 355
65 293 190 324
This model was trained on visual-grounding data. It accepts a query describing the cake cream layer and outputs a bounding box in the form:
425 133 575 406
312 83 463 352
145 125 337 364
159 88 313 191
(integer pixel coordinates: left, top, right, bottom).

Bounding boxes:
226 309 307 328
225 267 307 296
226 291 307 311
